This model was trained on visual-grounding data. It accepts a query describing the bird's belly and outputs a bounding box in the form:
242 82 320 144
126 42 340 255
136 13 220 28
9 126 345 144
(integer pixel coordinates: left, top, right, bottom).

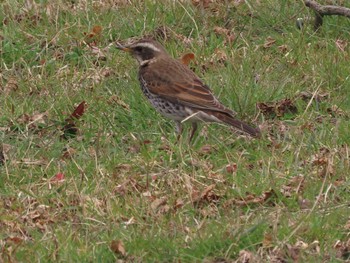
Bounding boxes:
148 95 221 124
149 97 188 121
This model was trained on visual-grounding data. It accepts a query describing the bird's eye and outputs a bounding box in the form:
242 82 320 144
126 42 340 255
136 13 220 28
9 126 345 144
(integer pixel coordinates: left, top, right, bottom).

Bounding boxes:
134 46 143 52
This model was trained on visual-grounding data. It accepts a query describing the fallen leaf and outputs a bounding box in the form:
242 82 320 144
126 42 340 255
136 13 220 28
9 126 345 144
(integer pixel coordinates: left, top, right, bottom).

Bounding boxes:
213 26 235 43
192 184 219 206
6 236 24 244
263 233 273 247
69 101 86 120
127 144 140 154
278 44 289 53
280 175 305 197
309 147 335 177
224 189 276 207
3 77 18 94
276 99 298 117
210 49 228 65
237 250 258 262
298 91 329 102
309 240 320 254
295 240 308 249
344 219 350 230
334 239 350 260
61 147 77 159
263 36 276 48
110 240 126 257
286 243 301 261
92 25 102 35
174 198 184 210
51 173 65 182
199 145 213 155
151 197 167 212
180 53 195 66
335 39 348 52
327 105 346 117
257 98 297 118
225 163 237 173
16 112 47 130
62 101 86 140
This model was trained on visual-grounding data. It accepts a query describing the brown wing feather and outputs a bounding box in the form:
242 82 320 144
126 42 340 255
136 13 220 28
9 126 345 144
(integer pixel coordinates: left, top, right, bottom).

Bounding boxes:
140 57 236 116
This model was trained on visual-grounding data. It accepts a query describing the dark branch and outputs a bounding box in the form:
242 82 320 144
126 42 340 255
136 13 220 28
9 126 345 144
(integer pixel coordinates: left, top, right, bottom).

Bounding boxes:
304 0 350 31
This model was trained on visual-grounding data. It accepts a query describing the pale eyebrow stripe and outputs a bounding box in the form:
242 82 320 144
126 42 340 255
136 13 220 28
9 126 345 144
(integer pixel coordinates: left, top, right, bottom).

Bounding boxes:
134 43 161 52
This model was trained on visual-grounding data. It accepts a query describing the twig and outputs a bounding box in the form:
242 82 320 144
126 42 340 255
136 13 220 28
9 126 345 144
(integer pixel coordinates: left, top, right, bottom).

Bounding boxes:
304 0 350 31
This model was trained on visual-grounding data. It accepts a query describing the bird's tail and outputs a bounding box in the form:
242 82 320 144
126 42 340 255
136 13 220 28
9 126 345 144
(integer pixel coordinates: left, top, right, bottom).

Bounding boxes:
214 112 261 138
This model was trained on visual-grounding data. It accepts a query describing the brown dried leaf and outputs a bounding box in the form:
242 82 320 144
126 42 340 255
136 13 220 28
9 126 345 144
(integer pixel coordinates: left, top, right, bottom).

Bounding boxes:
151 197 167 212
335 39 348 52
214 26 229 36
263 233 273 248
16 112 47 130
286 243 301 261
334 240 348 260
61 147 77 159
237 250 258 263
199 144 213 155
278 44 289 53
309 147 335 176
327 105 346 117
225 163 237 173
193 184 219 206
213 26 235 43
127 144 140 154
257 98 297 118
174 198 184 210
69 101 86 120
298 91 329 102
256 102 275 117
210 49 228 65
3 77 18 94
224 189 276 207
344 219 350 230
276 99 298 117
50 173 65 183
180 53 195 66
110 240 126 257
6 236 24 245
280 175 305 197
89 45 106 61
92 25 102 35
263 37 276 48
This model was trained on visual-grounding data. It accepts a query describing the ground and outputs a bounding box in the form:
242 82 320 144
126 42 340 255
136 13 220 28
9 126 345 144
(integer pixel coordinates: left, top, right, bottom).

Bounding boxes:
0 0 349 262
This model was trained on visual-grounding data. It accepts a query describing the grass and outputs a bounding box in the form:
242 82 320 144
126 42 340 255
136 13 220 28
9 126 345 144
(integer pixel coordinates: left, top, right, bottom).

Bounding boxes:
1 0 350 262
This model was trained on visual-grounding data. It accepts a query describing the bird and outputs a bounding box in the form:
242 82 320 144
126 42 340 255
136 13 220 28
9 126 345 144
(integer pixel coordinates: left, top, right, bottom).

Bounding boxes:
116 38 260 142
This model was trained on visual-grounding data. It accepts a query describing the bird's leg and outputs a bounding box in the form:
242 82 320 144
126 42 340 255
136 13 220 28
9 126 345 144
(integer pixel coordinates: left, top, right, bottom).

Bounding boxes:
175 121 183 142
189 122 198 143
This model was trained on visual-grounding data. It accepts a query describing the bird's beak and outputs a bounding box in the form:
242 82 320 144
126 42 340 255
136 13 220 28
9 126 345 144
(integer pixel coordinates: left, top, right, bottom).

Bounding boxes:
116 43 131 52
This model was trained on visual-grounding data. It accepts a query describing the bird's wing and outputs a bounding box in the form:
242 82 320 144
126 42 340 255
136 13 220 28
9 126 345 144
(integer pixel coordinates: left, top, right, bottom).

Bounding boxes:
141 59 236 116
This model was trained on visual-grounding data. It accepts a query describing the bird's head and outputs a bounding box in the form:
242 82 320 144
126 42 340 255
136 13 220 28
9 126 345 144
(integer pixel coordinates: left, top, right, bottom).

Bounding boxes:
116 39 168 65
